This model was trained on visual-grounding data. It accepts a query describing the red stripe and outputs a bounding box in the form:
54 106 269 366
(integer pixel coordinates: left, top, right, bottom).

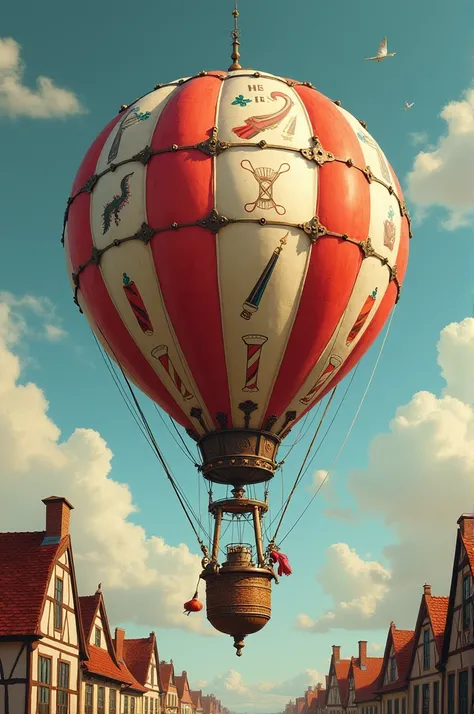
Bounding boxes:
303 197 410 413
66 114 192 429
147 75 232 429
264 90 370 424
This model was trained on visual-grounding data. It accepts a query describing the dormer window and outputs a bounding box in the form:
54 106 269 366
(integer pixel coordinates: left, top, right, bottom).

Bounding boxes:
462 575 471 630
95 626 102 647
54 577 63 630
389 655 397 682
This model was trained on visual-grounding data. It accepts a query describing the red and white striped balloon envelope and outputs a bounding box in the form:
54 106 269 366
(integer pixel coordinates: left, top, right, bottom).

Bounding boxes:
64 69 410 443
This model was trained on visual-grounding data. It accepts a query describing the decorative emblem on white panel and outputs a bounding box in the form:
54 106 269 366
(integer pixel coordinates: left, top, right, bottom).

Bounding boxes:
299 356 342 405
151 345 194 401
241 160 290 215
123 273 154 335
383 207 396 251
102 173 134 234
232 92 294 140
108 107 151 164
346 288 378 346
356 131 391 183
282 116 297 141
241 233 288 320
242 335 268 392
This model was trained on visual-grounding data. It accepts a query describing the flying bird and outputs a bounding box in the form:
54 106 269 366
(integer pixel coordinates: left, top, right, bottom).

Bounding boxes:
365 37 396 62
404 101 415 110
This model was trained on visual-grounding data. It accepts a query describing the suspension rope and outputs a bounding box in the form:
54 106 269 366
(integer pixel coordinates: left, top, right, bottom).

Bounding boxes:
268 387 338 546
277 307 397 545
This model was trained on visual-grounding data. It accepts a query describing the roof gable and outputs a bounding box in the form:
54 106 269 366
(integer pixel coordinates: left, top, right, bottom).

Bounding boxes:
176 672 194 703
79 589 119 667
350 657 383 702
334 659 351 706
123 635 154 686
377 624 415 693
191 690 203 709
160 662 177 692
441 525 474 666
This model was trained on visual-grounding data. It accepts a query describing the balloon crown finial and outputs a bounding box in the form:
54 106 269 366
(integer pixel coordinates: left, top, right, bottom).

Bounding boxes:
228 0 242 72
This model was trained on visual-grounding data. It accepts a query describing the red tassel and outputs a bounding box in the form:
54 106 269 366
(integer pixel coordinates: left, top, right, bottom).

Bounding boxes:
270 550 292 576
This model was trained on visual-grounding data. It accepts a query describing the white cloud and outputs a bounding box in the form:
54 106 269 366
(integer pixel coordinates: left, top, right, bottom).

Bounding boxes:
0 37 86 118
196 669 325 713
307 469 331 496
0 296 211 634
409 131 428 146
0 291 68 342
368 643 383 654
298 317 474 631
406 88 474 230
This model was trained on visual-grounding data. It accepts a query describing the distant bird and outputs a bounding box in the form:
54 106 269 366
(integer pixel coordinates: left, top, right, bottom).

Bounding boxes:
365 37 396 62
404 101 415 110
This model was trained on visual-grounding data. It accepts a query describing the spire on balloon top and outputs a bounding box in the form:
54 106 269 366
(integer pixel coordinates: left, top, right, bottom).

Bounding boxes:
228 0 242 71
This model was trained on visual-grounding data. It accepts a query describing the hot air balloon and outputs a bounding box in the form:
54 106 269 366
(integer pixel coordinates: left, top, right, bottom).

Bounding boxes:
62 5 410 656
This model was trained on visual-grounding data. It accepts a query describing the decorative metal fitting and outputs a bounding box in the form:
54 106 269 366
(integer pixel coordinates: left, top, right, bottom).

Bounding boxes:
197 209 230 233
216 412 228 430
363 166 374 183
299 216 328 242
360 236 376 258
264 415 278 432
190 407 208 433
134 222 156 244
278 411 297 436
119 104 128 113
334 99 342 106
238 400 258 428
81 175 98 195
359 120 368 129
300 137 334 166
132 146 153 165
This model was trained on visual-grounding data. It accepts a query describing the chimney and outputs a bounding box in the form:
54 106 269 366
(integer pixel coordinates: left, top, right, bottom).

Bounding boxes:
424 583 431 596
457 514 474 539
42 496 74 542
358 641 367 670
114 627 125 661
332 645 341 664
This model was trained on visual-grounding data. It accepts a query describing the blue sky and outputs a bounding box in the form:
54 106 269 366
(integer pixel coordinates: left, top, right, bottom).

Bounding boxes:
1 0 473 708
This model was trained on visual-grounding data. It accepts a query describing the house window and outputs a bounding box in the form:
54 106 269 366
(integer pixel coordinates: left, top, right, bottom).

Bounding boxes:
395 700 399 714
433 681 439 714
109 689 117 714
124 696 129 714
95 626 102 647
54 577 63 630
131 697 136 714
146 699 149 714
402 700 406 714
459 670 468 714
57 661 70 714
423 629 430 670
85 684 93 714
413 685 419 714
462 575 471 629
447 674 455 714
389 656 397 682
151 667 155 686
98 687 105 714
38 656 52 714
422 684 430 714
388 701 392 714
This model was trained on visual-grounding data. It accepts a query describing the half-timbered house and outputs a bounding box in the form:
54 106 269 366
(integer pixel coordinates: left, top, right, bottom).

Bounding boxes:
376 624 415 714
439 514 474 714
406 585 448 714
347 642 383 714
123 633 163 714
0 496 86 714
79 587 131 714
160 662 179 714
113 629 147 714
327 646 352 714
175 672 193 714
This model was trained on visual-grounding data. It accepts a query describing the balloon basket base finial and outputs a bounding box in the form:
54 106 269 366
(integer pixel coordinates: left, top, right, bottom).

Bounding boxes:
233 637 245 656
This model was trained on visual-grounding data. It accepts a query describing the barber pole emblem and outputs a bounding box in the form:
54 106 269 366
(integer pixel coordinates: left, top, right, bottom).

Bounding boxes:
151 345 194 401
299 355 342 405
122 273 153 335
383 207 396 250
242 334 268 392
346 288 378 346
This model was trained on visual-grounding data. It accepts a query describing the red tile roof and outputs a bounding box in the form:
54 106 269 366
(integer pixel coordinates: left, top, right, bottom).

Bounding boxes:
0 532 64 637
377 626 415 693
334 660 351 706
176 674 194 704
123 636 154 686
82 644 130 684
191 690 203 710
79 594 99 638
426 595 449 655
119 661 148 693
160 662 176 693
461 534 474 574
351 658 383 703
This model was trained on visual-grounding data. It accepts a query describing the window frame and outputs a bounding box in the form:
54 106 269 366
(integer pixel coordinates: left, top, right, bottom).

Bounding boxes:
413 684 419 714
95 626 102 647
447 672 455 714
389 656 397 683
433 680 439 714
462 575 471 630
394 699 399 714
402 698 406 714
57 659 70 714
54 576 64 631
458 669 468 714
422 683 430 714
423 629 430 670
109 688 117 714
38 655 53 714
84 683 94 714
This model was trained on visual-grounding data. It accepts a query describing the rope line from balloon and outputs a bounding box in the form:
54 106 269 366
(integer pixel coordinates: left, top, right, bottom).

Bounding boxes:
277 306 397 546
267 386 338 548
92 327 214 556
265 362 360 535
61 129 411 249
